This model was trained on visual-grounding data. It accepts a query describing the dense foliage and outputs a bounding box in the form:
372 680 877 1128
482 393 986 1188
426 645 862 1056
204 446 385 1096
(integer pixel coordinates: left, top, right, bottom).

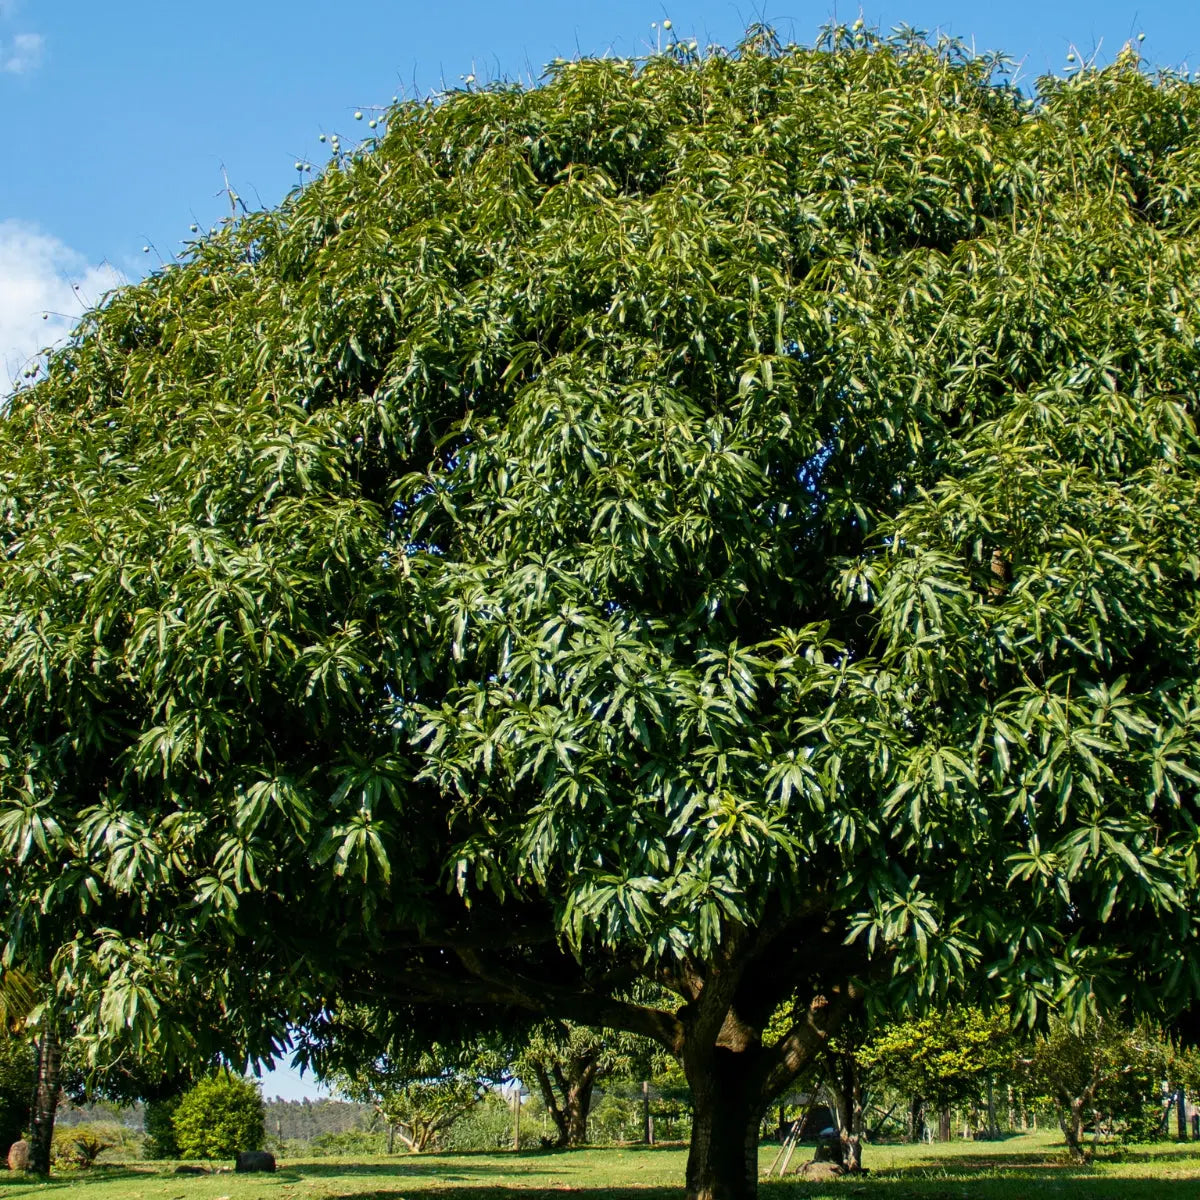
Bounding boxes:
171 1074 265 1161
861 1008 1013 1115
3 19 1200 1198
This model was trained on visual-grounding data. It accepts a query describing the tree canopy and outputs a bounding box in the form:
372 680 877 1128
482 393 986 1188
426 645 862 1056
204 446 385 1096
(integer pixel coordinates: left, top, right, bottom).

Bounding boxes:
3 21 1200 1199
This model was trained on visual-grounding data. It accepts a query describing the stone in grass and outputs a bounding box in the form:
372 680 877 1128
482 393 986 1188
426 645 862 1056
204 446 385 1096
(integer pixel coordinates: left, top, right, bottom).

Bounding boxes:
798 1160 845 1181
235 1150 276 1173
6 1140 30 1171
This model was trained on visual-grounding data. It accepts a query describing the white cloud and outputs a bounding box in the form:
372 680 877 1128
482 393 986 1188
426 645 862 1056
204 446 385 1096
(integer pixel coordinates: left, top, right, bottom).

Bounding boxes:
1 31 42 74
0 220 124 386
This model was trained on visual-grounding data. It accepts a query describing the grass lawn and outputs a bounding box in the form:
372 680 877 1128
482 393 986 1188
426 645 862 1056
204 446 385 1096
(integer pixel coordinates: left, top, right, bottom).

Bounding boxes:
4 1131 1200 1199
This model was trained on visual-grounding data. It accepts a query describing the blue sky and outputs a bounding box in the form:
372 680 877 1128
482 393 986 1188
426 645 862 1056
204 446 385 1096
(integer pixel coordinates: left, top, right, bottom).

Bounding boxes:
1 0 1197 1090
2 1 1198 380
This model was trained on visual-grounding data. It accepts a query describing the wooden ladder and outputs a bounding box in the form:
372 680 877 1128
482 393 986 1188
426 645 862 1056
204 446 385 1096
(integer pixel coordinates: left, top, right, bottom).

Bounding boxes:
765 1119 803 1178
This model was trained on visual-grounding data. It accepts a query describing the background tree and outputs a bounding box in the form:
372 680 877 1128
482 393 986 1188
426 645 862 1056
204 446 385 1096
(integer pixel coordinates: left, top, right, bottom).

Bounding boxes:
859 1008 1014 1145
0 968 36 1163
1023 1017 1173 1160
0 968 63 1175
791 1006 1011 1171
514 1022 658 1147
141 1097 181 1160
3 22 1200 1200
333 1039 508 1152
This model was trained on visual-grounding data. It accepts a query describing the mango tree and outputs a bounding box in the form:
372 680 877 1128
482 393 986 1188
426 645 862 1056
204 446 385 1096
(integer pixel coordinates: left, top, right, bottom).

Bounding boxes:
3 21 1200 1200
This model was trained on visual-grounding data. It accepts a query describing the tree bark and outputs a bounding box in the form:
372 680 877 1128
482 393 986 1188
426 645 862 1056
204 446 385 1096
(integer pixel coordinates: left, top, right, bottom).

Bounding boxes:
27 1029 61 1175
673 974 859 1197
938 1107 952 1142
684 1047 761 1200
528 1060 569 1146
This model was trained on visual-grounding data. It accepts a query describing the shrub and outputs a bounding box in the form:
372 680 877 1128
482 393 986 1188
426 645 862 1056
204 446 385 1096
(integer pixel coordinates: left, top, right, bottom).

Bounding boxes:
440 1093 519 1152
50 1122 124 1168
172 1074 265 1161
142 1096 181 1159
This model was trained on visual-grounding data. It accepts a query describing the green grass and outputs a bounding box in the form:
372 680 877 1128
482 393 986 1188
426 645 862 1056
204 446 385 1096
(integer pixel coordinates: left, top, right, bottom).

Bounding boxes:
4 1131 1200 1199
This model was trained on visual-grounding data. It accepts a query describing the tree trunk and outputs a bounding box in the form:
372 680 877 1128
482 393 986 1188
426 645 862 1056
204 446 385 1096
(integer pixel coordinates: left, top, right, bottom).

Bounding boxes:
528 1060 569 1146
684 1048 761 1200
1061 1100 1087 1163
938 1107 951 1142
27 1029 61 1175
528 1053 596 1148
835 1108 864 1171
908 1094 925 1143
562 1063 595 1146
824 1050 865 1172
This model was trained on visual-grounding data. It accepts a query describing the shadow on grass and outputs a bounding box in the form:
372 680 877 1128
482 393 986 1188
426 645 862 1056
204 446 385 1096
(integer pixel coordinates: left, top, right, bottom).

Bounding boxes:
5 1141 1200 1200
0 1166 149 1191
259 1186 1200 1200
865 1138 1200 1172
1101 1143 1200 1164
289 1192 684 1200
280 1159 549 1179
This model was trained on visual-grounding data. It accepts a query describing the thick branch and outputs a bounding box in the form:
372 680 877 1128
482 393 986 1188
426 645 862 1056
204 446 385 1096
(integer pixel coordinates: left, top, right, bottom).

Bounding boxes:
753 981 863 1107
372 947 687 1053
530 1059 567 1137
